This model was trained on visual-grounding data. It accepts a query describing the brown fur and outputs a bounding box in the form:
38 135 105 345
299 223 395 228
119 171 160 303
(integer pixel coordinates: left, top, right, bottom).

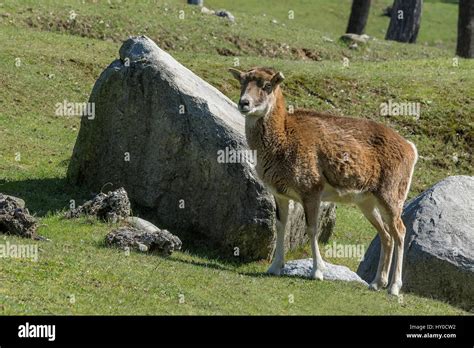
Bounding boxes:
229 67 418 294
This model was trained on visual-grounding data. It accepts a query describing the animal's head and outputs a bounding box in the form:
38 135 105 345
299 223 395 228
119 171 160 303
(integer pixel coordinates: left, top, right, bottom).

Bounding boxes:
228 67 285 118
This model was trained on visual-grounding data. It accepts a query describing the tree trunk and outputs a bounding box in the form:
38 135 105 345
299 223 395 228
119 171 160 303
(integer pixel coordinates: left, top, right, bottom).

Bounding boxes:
346 0 371 34
385 0 423 43
456 0 474 58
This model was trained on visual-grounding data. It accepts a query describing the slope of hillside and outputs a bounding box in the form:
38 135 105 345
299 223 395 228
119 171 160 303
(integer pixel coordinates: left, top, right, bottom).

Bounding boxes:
0 0 472 315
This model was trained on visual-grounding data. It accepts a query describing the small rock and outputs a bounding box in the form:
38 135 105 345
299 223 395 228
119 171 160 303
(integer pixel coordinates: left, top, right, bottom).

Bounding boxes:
349 42 358 50
201 6 215 15
105 226 182 256
340 33 370 44
0 193 39 239
65 187 131 222
137 243 148 252
3 195 25 209
215 9 235 22
281 259 368 285
126 216 160 233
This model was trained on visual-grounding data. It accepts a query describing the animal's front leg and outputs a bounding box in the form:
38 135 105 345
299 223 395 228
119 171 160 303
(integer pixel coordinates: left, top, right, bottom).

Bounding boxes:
304 195 326 280
267 196 289 276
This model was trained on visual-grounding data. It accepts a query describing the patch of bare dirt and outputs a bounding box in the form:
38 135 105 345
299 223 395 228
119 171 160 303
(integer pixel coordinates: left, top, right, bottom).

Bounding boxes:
291 48 322 61
222 35 323 61
24 14 123 42
23 12 324 61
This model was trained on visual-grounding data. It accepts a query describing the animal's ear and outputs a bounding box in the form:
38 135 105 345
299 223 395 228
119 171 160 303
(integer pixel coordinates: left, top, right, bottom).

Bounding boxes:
271 71 285 86
228 68 244 82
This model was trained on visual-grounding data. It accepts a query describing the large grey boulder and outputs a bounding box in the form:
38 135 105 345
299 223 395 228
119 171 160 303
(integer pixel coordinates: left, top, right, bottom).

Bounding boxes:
282 259 368 285
357 176 474 310
67 36 335 261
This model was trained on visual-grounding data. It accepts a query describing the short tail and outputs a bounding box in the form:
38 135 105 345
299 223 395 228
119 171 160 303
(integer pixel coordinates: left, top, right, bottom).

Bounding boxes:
407 140 418 165
403 141 418 202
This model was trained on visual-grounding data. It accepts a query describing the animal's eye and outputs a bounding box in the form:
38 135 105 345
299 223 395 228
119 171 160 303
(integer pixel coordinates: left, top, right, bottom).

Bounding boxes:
263 82 272 91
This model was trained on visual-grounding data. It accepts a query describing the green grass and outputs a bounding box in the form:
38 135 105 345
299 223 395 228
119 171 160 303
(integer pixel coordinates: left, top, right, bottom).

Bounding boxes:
0 0 472 315
0 216 465 315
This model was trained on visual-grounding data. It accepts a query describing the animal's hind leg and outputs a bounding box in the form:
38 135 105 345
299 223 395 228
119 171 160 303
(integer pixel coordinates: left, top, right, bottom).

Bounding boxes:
388 213 406 296
267 195 289 276
387 160 414 295
357 198 394 291
303 195 325 280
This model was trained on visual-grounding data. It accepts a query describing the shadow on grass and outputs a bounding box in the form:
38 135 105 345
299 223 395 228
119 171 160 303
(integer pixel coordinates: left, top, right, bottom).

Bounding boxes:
0 178 269 272
0 177 96 217
92 221 251 272
167 254 236 272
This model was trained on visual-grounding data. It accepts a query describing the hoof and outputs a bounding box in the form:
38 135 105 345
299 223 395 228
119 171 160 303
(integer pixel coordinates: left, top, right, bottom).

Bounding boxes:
369 278 388 291
388 282 402 296
369 282 380 291
310 269 324 281
266 266 282 276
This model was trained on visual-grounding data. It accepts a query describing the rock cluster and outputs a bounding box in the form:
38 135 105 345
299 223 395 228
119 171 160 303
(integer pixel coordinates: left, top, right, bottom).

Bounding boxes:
0 194 39 239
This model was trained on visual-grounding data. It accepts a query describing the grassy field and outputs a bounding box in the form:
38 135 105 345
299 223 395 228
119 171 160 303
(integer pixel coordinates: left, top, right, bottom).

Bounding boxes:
0 0 472 315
